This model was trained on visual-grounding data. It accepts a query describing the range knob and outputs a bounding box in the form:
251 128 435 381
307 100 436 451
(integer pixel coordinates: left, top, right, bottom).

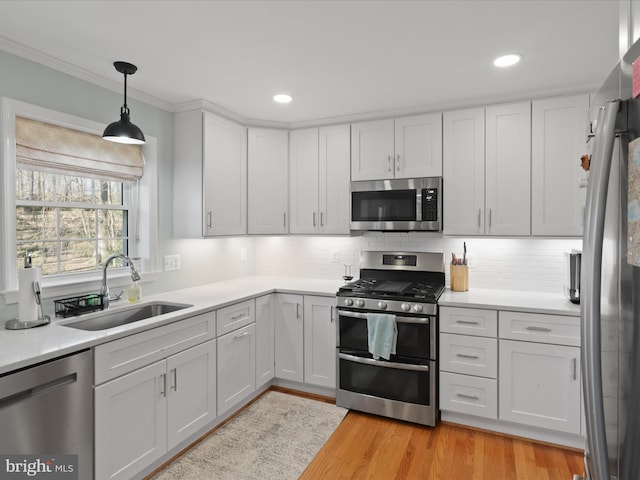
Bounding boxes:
401 303 411 312
377 301 388 310
355 299 365 308
344 298 354 307
413 304 423 313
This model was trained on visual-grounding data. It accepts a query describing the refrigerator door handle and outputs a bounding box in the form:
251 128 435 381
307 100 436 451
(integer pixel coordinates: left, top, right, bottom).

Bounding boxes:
582 99 620 480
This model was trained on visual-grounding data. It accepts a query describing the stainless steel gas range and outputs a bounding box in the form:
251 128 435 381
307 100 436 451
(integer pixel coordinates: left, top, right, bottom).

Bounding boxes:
336 251 444 427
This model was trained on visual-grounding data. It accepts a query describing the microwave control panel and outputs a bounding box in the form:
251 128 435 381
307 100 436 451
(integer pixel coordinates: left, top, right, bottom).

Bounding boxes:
422 188 438 221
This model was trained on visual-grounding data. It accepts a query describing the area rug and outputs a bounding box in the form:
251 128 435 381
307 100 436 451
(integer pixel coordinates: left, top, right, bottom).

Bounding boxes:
150 390 347 480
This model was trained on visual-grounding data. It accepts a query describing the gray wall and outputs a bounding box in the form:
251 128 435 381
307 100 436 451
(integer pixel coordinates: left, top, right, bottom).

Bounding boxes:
0 50 254 322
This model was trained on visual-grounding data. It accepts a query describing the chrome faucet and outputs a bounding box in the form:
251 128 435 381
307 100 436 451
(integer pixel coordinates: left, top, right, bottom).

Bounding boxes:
100 254 141 309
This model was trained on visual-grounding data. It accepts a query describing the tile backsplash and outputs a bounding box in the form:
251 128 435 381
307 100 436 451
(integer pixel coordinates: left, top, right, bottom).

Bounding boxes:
254 233 582 293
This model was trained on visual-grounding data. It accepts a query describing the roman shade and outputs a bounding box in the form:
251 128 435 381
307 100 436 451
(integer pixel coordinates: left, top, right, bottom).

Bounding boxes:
16 116 144 181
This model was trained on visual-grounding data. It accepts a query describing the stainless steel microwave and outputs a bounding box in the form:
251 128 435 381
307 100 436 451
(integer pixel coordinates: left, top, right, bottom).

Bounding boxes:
350 177 442 232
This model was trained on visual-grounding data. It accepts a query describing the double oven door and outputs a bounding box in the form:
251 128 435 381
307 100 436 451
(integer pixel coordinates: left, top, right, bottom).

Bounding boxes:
336 307 438 426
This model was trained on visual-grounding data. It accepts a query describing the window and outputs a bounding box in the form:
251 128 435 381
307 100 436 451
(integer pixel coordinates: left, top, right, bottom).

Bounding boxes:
15 169 133 274
1 98 158 300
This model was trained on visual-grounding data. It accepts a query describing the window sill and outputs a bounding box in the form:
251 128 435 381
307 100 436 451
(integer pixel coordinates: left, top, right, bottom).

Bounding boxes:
1 270 158 305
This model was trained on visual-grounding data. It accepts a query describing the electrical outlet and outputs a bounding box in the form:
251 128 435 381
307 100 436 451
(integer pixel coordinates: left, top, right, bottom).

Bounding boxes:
163 254 181 272
330 250 340 263
240 248 247 261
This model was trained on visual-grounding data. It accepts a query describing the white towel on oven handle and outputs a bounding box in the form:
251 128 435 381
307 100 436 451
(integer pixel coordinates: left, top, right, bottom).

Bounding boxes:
366 313 397 360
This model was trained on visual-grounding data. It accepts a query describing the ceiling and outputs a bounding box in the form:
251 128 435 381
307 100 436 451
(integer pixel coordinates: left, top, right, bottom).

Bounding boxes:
0 0 620 126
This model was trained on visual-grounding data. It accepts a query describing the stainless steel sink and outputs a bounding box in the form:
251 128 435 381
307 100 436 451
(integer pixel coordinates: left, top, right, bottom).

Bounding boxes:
60 301 192 331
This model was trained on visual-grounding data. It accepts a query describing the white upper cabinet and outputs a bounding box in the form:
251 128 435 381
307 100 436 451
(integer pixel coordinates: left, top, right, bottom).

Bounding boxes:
485 102 531 236
444 103 531 236
173 110 247 237
248 128 289 234
443 108 485 235
289 125 350 234
532 94 589 236
351 113 442 181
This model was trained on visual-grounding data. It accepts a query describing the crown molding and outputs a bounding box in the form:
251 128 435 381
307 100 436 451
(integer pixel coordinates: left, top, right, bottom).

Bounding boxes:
0 36 173 112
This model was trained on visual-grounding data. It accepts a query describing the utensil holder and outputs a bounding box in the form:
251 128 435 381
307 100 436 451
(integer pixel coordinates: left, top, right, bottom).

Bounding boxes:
450 265 469 292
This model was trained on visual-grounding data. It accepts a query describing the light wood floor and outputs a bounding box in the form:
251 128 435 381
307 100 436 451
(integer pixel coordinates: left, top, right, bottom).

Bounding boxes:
300 410 586 480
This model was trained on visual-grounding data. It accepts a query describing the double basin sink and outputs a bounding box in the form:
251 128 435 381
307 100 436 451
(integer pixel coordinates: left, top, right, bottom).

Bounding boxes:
60 301 192 331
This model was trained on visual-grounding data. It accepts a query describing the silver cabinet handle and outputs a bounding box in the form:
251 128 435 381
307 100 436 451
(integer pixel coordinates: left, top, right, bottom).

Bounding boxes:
320 212 324 227
313 212 316 227
387 155 392 172
160 373 167 397
296 302 300 319
396 153 400 171
330 305 335 323
283 212 287 228
572 358 577 381
525 326 552 332
456 353 480 360
231 313 246 321
456 393 479 400
207 211 212 229
456 320 479 325
478 209 481 228
489 208 492 227
171 368 177 391
233 331 249 340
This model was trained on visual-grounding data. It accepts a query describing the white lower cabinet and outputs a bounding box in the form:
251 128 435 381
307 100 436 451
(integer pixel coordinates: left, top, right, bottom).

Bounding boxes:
274 294 337 389
499 339 581 434
439 305 582 445
255 294 275 388
275 293 304 382
95 339 217 480
303 295 336 388
217 323 256 416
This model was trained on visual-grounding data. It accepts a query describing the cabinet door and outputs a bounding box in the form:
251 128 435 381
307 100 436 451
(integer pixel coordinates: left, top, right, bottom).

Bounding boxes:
255 294 275 388
532 94 589 236
95 361 167 480
499 340 581 434
443 108 485 235
351 119 395 181
303 296 337 388
248 128 289 234
394 113 443 178
217 323 256 415
166 340 217 449
275 293 304 382
319 124 351 234
485 102 531 236
203 111 247 236
289 128 320 234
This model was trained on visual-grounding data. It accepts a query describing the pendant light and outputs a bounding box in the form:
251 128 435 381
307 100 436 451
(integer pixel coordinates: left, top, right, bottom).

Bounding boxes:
103 61 145 145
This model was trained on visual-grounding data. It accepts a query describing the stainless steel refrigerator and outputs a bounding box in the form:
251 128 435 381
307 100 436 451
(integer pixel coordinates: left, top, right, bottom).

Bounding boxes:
581 38 640 480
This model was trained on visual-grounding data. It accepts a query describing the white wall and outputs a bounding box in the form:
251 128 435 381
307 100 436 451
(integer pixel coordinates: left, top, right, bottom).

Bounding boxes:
254 233 582 294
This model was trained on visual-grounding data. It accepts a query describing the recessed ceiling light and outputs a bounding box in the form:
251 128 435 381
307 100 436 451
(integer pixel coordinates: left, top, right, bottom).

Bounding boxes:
493 54 522 68
273 93 293 104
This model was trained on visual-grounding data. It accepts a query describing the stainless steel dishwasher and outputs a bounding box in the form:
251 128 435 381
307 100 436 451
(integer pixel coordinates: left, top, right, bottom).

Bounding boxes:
0 349 93 479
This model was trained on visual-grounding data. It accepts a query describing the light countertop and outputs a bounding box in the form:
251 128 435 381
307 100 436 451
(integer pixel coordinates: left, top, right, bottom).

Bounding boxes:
0 276 579 376
439 288 581 316
0 276 342 375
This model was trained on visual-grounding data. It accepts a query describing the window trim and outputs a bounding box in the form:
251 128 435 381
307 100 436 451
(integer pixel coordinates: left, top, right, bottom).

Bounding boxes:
1 97 159 303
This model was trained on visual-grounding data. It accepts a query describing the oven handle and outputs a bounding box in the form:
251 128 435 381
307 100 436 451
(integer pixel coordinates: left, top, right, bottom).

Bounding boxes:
338 352 430 372
337 309 430 325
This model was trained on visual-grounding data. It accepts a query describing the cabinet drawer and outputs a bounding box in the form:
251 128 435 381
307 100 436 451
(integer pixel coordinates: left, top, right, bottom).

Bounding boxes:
440 372 497 419
498 311 580 346
440 333 497 378
216 299 255 336
95 312 216 384
440 306 497 337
